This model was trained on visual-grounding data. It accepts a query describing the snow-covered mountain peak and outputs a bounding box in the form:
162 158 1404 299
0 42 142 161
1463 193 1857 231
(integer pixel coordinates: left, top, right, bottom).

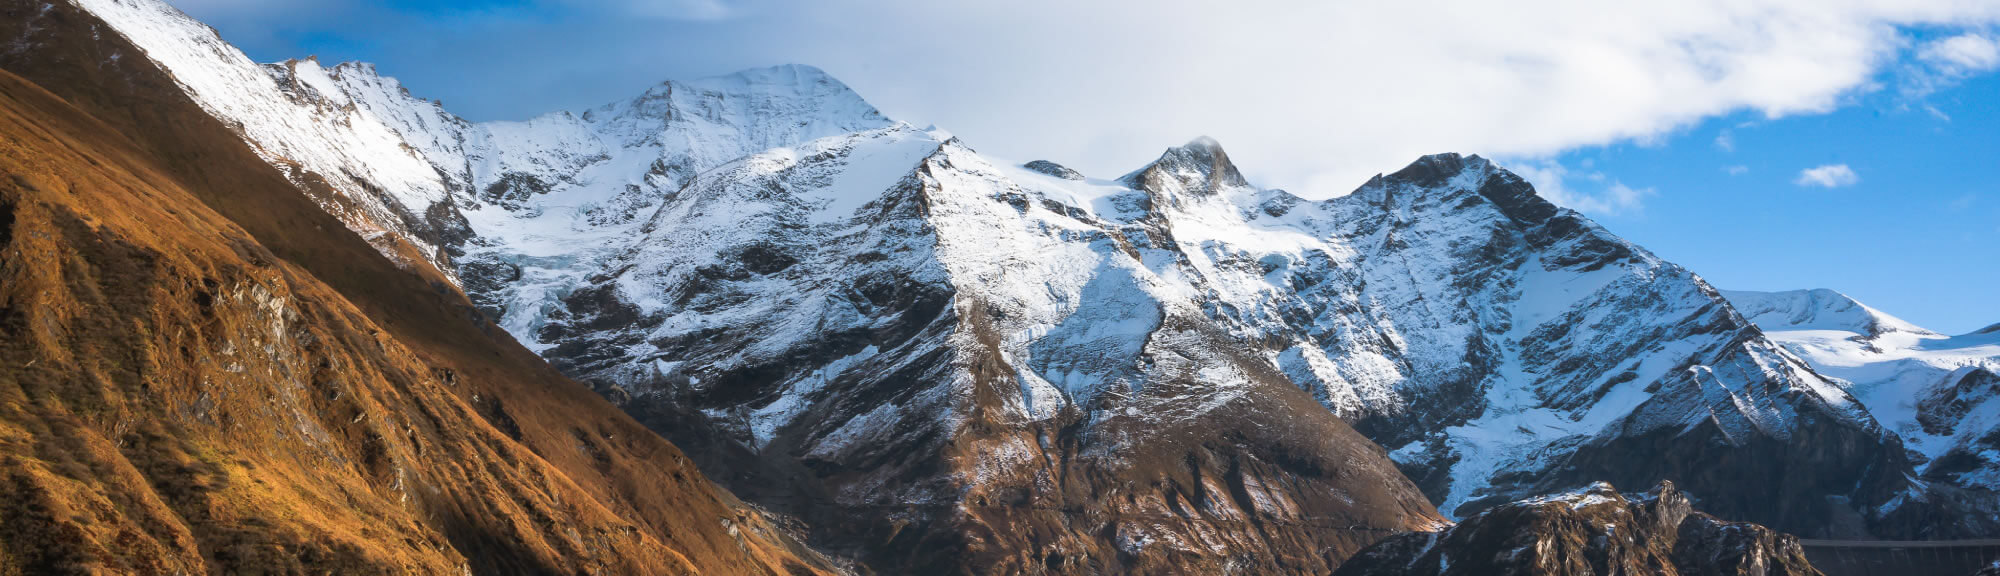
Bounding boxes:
580 64 891 150
686 63 849 93
1382 152 1489 187
1723 288 1936 338
1348 153 1582 238
1124 136 1253 198
1723 287 2000 509
70 0 477 277
1354 153 1483 200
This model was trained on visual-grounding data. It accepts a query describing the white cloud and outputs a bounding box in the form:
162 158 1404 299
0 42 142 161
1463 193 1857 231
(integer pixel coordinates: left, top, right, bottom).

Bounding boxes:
1725 165 1750 175
1714 130 1736 152
177 0 2000 197
1796 164 1861 188
1921 33 2000 75
1903 32 2000 98
728 0 2000 197
1508 160 1653 216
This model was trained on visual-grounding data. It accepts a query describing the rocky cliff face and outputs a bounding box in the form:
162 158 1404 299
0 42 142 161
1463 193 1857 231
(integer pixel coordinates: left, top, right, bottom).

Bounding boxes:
1334 482 1823 576
538 130 1452 573
1724 289 2000 538
0 2 835 573
1311 156 1922 539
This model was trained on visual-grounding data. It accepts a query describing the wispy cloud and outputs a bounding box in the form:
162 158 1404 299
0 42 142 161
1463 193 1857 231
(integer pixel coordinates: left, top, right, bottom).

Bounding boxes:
1903 32 2000 100
1922 33 2000 76
1509 160 1653 216
1796 164 1860 188
1725 165 1749 176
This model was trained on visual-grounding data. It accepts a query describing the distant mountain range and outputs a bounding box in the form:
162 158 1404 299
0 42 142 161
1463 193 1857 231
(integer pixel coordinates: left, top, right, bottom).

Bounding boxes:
1 0 1995 573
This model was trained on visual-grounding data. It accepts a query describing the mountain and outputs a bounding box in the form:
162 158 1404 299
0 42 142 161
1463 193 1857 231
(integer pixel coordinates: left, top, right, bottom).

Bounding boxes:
38 0 2000 570
489 129 1961 546
40 4 1455 570
535 129 1456 572
0 1 836 573
1332 482 1822 576
1725 289 2000 537
22 1 1453 573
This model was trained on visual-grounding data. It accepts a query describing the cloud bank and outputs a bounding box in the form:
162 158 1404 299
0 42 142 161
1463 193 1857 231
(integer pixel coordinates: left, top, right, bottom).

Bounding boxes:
175 0 2000 203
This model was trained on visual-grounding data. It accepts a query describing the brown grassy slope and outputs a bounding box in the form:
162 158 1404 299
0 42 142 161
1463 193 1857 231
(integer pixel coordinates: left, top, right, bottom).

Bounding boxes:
0 6 834 576
0 66 830 576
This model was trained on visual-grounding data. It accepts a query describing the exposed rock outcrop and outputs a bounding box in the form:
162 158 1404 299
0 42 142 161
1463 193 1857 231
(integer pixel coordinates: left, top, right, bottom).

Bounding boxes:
1023 160 1085 181
1334 482 1823 576
1724 288 2000 538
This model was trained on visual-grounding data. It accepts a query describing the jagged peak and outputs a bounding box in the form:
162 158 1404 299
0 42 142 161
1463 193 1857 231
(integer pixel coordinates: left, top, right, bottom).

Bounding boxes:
1386 152 1491 188
582 64 891 138
1350 153 1490 198
626 64 871 108
270 56 380 78
687 63 841 91
1123 136 1251 197
327 60 385 77
263 57 425 105
1182 135 1226 153
263 57 354 106
1023 160 1085 181
1349 153 1572 226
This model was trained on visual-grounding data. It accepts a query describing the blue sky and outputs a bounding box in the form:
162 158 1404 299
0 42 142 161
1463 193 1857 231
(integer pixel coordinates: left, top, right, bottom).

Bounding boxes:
1524 73 2000 334
175 0 2000 333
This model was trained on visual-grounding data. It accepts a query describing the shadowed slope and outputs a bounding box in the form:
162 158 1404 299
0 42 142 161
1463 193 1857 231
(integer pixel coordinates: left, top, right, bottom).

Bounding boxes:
1334 482 1823 576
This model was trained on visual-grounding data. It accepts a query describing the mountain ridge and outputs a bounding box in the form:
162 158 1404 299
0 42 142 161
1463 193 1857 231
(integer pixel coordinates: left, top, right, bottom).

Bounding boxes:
1722 288 1936 338
34 0 2000 572
1725 288 2000 537
1332 481 1823 576
88 12 1978 541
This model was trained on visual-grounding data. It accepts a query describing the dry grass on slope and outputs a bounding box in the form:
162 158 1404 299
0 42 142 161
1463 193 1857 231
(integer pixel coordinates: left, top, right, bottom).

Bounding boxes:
0 50 824 576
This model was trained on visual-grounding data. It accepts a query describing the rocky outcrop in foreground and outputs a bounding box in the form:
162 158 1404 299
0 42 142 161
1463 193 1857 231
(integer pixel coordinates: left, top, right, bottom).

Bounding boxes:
1335 482 1822 576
